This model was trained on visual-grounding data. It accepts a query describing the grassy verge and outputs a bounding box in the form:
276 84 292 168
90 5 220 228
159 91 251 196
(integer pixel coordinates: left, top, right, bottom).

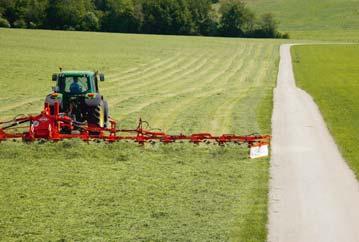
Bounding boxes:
292 44 359 178
0 29 281 241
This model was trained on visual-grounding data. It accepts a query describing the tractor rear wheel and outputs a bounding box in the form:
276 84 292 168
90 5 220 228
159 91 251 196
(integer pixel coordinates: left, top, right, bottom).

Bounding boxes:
103 100 109 127
87 101 107 128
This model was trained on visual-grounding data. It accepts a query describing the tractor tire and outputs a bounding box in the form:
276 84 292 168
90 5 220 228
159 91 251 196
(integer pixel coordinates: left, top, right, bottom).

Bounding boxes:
87 101 106 128
103 100 109 128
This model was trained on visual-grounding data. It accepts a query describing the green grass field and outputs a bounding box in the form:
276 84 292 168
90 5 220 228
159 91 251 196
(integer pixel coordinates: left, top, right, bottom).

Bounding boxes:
0 28 282 241
292 44 359 178
245 0 359 41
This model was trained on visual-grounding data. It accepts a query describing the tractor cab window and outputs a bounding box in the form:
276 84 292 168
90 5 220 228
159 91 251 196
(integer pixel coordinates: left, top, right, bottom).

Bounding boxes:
59 76 89 94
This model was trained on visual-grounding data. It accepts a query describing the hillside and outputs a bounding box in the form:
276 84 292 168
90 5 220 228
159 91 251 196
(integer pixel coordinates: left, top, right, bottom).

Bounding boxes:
245 0 359 40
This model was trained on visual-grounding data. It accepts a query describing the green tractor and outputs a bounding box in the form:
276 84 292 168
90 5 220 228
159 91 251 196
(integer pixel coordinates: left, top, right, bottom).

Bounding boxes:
45 70 109 130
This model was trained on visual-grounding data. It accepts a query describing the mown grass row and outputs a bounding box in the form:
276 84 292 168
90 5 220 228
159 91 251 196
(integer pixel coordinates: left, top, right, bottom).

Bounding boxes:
0 29 281 241
105 43 278 136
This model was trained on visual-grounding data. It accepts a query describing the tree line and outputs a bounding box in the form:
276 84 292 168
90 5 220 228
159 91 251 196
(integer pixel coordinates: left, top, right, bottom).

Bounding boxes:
0 0 289 38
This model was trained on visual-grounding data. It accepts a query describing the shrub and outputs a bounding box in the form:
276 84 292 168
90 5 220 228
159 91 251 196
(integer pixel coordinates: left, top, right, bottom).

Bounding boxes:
0 16 10 28
81 12 99 31
219 0 255 37
246 12 287 39
280 32 290 39
28 21 37 29
13 19 27 28
258 13 278 38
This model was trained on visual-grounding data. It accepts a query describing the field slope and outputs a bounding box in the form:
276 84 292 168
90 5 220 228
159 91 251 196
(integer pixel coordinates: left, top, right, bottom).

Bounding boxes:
292 44 359 178
245 0 359 40
0 29 281 241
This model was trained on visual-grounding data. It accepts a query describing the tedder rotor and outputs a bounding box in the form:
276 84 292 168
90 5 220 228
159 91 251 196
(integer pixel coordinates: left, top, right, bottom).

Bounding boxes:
0 70 271 159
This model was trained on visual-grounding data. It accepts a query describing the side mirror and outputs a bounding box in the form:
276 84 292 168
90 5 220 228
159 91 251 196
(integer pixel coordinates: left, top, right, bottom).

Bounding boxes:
52 74 58 81
99 73 105 82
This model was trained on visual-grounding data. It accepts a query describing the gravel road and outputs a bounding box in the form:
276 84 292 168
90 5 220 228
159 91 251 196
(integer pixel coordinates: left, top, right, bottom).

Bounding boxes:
268 44 359 242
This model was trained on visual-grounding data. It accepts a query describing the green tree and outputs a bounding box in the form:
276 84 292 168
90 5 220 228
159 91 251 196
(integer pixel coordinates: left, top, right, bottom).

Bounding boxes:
258 13 278 38
13 18 27 28
248 13 284 38
0 0 48 27
0 15 10 27
187 0 217 35
141 0 192 35
219 0 254 37
81 12 100 31
45 0 93 30
94 0 107 11
24 0 48 28
0 0 19 25
101 0 142 33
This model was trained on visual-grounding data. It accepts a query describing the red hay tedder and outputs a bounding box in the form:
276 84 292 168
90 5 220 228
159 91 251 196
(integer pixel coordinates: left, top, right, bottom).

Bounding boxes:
0 70 271 159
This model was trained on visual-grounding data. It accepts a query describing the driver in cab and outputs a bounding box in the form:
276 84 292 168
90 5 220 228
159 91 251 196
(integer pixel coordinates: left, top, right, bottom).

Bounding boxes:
70 76 83 94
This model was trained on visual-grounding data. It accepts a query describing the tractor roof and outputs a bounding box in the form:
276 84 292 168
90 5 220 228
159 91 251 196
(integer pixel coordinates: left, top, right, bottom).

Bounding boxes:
60 71 95 76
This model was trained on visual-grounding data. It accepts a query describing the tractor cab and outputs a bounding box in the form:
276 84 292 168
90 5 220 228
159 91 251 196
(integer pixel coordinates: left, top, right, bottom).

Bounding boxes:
52 71 104 95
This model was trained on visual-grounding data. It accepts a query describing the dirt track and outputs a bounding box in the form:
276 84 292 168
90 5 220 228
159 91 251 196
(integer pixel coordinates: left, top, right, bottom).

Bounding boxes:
268 44 359 242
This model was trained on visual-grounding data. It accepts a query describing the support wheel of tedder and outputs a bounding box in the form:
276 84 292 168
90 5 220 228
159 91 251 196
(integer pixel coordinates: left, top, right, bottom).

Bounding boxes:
87 100 109 131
